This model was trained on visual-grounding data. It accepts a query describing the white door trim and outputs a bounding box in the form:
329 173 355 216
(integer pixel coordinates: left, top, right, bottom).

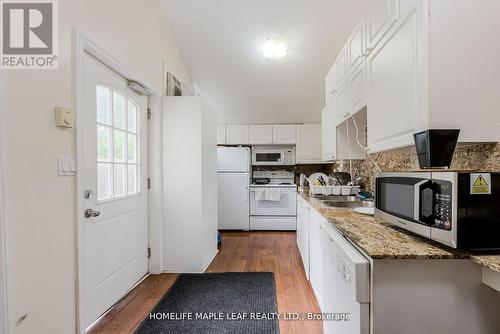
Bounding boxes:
73 29 158 334
0 73 10 334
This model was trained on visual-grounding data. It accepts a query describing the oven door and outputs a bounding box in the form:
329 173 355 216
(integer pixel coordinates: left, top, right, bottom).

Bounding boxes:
252 149 284 166
375 172 434 238
250 187 297 216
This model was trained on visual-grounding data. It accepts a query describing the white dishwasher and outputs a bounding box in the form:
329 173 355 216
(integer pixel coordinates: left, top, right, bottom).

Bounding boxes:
320 222 370 334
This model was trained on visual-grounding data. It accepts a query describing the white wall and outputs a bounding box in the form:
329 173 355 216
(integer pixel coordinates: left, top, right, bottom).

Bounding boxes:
1 1 191 333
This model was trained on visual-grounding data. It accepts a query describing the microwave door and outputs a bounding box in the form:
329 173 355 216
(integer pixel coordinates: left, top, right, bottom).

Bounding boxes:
253 152 283 165
375 175 432 239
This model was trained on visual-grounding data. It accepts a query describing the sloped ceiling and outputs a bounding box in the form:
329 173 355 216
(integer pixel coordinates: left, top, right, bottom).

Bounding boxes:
160 0 369 124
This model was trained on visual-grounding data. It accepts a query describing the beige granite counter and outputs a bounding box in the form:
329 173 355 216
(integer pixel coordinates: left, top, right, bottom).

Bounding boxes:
470 255 500 272
298 189 469 260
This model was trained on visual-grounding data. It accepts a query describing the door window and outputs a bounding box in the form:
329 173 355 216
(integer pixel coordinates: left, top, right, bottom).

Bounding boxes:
96 85 140 201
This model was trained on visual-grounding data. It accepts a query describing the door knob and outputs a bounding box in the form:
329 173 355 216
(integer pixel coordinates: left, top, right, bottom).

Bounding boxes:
84 209 101 218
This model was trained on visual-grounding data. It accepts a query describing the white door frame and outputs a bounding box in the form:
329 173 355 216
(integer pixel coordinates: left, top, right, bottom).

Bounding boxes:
73 30 158 334
0 72 10 334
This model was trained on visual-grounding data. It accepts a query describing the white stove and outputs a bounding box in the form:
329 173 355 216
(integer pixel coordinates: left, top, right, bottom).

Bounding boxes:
250 170 297 231
251 170 296 187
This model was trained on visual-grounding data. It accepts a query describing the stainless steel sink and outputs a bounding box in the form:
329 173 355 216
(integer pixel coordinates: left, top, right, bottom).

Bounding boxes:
322 200 375 208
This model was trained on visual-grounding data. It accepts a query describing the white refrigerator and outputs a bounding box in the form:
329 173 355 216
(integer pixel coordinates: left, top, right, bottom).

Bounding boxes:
217 147 251 230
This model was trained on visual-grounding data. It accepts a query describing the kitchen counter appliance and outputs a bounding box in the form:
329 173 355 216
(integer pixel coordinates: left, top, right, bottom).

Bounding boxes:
250 170 297 230
375 171 500 250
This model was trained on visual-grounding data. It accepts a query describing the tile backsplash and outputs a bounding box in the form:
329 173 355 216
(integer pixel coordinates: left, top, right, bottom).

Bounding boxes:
249 143 500 191
252 164 331 185
331 143 500 192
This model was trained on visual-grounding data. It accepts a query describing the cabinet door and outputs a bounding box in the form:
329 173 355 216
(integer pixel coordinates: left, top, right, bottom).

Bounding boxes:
325 65 336 105
325 45 348 105
248 125 273 144
217 125 226 145
296 198 310 279
322 102 337 161
367 1 425 153
333 45 348 91
366 0 399 50
226 125 249 144
334 85 349 126
348 17 366 74
296 124 322 164
309 209 325 310
273 124 296 144
348 61 367 116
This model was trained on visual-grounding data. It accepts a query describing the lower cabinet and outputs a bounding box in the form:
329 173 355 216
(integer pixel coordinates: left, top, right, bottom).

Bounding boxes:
297 197 310 279
309 207 326 310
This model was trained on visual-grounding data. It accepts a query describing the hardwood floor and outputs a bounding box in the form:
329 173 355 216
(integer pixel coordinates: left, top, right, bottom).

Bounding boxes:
88 231 322 334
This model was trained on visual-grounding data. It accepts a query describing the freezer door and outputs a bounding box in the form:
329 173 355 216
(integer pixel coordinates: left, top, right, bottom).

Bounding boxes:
218 173 250 230
217 147 250 172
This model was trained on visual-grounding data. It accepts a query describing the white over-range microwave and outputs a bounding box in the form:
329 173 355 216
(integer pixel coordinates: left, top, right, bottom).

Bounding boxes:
251 146 296 166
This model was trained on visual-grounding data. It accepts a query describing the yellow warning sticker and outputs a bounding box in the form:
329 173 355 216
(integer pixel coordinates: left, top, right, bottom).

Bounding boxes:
470 173 491 195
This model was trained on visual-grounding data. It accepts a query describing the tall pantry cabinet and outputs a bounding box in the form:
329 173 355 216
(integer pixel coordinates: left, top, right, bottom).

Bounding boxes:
162 96 218 273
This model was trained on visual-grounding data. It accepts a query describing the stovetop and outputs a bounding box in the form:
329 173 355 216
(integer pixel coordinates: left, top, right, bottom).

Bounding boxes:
251 170 296 188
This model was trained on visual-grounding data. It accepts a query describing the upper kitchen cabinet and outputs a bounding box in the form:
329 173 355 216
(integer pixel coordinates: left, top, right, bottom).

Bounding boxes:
273 125 296 144
296 124 323 164
366 0 425 152
322 102 337 161
426 0 500 143
325 45 348 105
333 84 349 126
348 61 367 116
366 0 399 50
248 125 273 144
347 18 366 74
217 125 226 145
366 0 500 153
226 125 249 145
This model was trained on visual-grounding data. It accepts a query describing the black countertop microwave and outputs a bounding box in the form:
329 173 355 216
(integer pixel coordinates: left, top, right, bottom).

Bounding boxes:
375 172 500 250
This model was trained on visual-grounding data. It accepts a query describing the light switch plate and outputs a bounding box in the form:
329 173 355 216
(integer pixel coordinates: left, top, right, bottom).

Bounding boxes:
58 156 76 176
55 107 74 128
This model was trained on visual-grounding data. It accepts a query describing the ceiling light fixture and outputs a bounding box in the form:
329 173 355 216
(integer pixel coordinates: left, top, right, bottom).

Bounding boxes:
262 38 288 60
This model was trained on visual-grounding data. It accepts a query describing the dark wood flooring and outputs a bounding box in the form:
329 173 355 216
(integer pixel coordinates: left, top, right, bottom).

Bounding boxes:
88 231 322 334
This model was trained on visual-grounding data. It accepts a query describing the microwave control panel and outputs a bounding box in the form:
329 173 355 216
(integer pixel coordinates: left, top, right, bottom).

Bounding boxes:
433 180 453 230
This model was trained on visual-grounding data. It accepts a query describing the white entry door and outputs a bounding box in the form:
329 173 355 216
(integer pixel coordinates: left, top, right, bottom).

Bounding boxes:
81 53 149 328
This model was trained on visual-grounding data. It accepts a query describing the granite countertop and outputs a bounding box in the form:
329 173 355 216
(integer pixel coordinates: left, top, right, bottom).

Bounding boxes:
470 255 500 272
298 189 469 260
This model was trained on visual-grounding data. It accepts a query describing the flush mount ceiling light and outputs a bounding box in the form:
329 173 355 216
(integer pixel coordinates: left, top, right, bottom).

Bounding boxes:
262 38 288 60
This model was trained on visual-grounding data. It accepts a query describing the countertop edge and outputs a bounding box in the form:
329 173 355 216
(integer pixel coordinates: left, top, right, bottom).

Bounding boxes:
297 190 474 262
